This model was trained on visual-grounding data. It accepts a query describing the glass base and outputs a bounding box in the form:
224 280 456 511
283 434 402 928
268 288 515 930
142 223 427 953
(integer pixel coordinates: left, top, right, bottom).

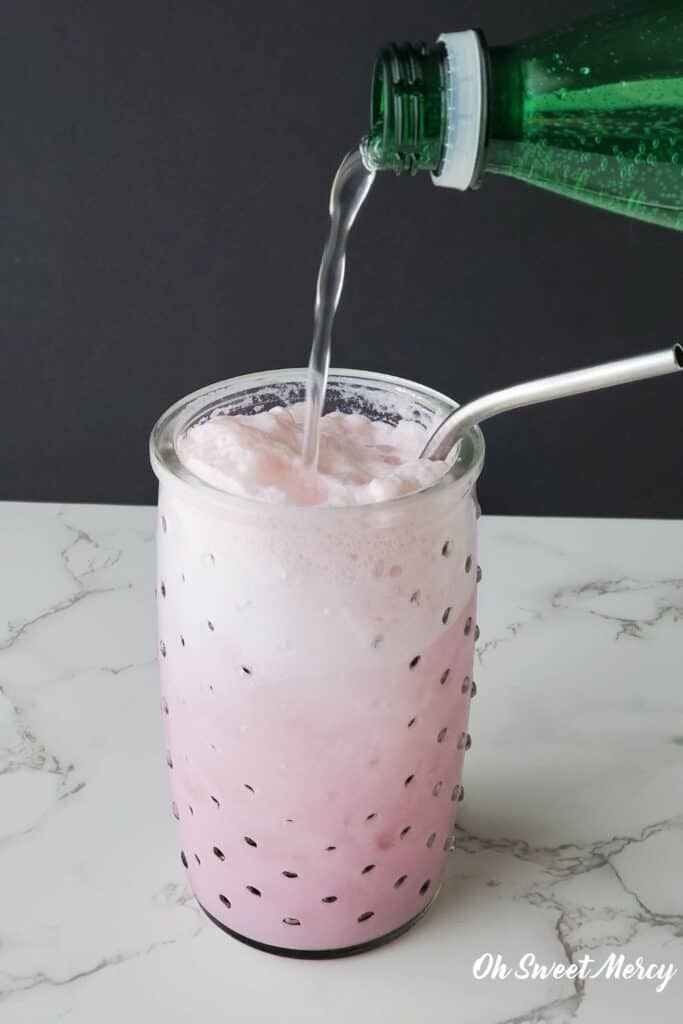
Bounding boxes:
198 891 438 959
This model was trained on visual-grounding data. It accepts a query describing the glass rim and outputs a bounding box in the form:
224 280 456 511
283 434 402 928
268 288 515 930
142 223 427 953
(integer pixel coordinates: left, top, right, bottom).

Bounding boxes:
149 368 485 517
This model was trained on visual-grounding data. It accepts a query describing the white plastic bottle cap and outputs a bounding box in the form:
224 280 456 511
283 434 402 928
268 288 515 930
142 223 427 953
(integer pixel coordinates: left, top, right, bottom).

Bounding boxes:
432 30 485 191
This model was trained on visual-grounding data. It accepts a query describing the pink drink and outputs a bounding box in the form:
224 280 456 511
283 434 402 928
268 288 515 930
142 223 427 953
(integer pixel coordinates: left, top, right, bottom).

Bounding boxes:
150 370 484 956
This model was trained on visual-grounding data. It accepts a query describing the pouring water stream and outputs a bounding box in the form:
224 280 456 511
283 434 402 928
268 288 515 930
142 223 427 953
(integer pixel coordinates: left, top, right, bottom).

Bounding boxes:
301 150 375 467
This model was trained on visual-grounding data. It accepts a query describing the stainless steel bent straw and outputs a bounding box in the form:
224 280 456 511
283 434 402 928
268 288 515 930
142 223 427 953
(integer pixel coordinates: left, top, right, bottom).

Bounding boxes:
422 344 683 463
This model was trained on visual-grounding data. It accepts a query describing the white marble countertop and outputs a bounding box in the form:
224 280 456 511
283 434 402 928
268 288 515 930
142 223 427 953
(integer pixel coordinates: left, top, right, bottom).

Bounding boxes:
1 502 681 1023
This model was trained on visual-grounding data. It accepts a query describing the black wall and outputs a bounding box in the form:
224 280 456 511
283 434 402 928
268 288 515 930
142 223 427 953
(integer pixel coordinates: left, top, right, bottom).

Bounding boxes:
2 0 681 515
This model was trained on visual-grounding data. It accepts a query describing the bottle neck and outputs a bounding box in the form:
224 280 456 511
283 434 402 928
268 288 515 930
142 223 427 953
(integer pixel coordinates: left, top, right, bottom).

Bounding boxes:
363 42 448 175
363 30 487 191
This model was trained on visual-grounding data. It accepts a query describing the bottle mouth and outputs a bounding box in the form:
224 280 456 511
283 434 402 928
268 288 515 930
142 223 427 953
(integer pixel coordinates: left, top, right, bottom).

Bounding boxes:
366 42 447 175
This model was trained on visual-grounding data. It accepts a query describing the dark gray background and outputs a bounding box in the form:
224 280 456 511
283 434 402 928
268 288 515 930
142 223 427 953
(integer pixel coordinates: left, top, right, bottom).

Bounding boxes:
2 0 680 515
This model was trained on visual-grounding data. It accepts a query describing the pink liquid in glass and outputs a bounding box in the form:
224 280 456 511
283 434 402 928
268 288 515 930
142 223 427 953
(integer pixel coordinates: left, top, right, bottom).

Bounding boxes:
153 374 481 955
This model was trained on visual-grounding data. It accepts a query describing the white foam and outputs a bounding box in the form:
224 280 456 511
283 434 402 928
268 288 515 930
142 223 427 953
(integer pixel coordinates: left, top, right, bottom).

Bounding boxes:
177 403 448 507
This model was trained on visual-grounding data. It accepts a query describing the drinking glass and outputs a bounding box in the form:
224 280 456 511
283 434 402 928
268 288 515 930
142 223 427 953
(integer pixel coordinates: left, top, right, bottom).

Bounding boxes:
149 369 484 957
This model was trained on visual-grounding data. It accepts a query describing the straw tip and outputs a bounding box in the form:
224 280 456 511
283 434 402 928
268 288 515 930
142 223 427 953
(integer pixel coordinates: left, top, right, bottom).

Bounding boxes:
674 343 683 369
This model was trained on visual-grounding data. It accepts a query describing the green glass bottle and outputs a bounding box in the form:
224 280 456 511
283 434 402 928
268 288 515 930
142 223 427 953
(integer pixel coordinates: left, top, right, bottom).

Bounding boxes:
363 1 683 230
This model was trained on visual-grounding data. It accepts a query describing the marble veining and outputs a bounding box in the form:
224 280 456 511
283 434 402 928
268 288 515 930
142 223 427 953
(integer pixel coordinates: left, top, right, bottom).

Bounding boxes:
0 504 681 1023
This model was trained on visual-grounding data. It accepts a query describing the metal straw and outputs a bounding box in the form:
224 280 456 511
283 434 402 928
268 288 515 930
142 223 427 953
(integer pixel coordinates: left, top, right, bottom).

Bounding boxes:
422 344 683 462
